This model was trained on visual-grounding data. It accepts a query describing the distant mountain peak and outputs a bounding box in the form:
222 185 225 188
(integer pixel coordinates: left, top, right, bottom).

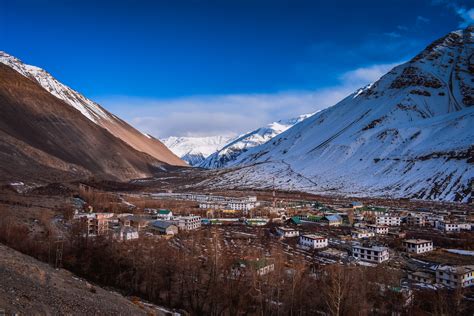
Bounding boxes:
162 135 235 166
199 113 314 169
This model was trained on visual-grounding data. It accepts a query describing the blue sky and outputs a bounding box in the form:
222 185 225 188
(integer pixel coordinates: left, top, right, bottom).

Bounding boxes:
1 0 473 137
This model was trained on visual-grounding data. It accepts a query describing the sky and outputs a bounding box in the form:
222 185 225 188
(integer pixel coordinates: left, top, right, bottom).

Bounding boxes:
1 0 473 138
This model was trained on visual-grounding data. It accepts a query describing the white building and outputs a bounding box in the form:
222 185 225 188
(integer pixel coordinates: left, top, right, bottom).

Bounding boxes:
352 245 389 264
408 271 435 285
426 214 444 226
199 202 224 210
298 234 328 249
458 223 472 231
406 213 427 226
351 230 375 239
436 265 474 288
199 200 260 211
435 221 464 232
376 215 401 226
116 227 139 241
366 224 389 235
275 227 299 238
402 239 433 254
155 209 173 221
227 201 260 211
245 218 269 226
173 215 201 231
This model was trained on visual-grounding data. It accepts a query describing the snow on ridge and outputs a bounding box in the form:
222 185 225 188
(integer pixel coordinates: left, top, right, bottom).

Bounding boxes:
141 132 152 139
162 135 235 166
0 51 110 124
199 113 315 169
196 27 474 202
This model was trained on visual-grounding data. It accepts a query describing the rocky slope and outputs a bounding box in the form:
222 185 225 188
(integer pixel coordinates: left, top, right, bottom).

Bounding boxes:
0 51 185 167
0 63 167 183
0 243 172 315
199 114 314 169
162 135 234 166
197 27 474 202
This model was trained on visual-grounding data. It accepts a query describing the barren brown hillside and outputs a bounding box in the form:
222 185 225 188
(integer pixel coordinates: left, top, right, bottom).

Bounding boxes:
0 64 168 182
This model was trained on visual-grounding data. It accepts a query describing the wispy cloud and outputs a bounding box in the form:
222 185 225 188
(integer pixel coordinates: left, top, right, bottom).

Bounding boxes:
416 16 430 24
455 7 474 27
431 0 473 27
384 31 402 38
97 62 402 138
339 62 401 86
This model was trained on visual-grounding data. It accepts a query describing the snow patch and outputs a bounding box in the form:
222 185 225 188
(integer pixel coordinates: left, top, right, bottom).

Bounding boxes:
0 51 110 124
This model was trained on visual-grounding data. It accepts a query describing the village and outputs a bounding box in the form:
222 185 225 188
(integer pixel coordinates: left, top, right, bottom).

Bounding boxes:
70 186 474 297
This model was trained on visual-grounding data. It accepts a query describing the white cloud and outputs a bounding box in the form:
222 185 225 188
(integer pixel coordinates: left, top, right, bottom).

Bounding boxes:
339 62 400 86
431 1 473 27
456 7 474 27
97 62 402 138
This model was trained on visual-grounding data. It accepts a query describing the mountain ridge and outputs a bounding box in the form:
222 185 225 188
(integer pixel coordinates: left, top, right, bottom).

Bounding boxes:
0 58 178 183
199 113 314 169
0 51 186 167
196 27 474 202
161 135 235 166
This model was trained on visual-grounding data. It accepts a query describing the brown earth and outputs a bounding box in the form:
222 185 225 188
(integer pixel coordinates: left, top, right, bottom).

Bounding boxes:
0 64 172 182
0 243 168 315
100 117 187 167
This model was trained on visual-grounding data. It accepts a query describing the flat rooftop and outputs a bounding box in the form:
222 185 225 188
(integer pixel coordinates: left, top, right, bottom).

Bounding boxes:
301 234 326 240
277 227 297 231
353 244 388 251
403 239 432 244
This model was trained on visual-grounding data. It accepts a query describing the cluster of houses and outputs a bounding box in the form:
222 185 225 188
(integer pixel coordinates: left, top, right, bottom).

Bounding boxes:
267 200 474 289
198 199 260 212
404 210 472 232
275 224 391 264
71 195 473 290
150 192 261 212
73 209 202 240
408 264 474 289
274 221 474 289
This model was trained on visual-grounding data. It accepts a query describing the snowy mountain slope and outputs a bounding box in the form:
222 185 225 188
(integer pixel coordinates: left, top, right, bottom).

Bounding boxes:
0 63 165 182
161 135 235 166
197 27 474 202
0 52 186 167
199 113 314 169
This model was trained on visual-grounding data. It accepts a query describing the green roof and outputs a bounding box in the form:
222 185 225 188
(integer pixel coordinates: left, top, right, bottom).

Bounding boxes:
307 215 323 222
290 216 302 224
158 209 171 214
390 286 402 293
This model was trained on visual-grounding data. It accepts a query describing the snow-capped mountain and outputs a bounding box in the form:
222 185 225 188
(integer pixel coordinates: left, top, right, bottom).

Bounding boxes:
198 114 314 169
0 52 186 167
161 135 235 166
197 27 474 202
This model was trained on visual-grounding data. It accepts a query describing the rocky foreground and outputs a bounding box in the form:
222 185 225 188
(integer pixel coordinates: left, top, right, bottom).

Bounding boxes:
0 243 171 315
